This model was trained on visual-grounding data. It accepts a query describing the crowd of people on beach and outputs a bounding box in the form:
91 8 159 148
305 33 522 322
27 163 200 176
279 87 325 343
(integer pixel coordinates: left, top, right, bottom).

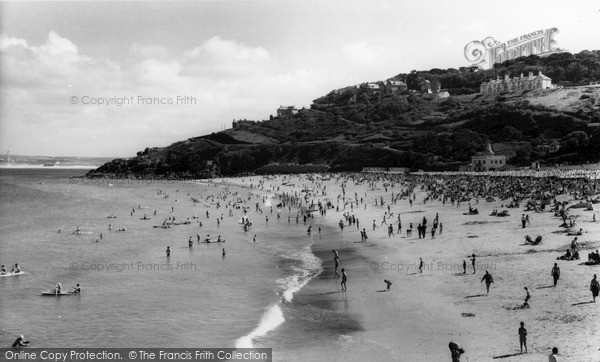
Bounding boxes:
281 171 598 360
7 170 598 360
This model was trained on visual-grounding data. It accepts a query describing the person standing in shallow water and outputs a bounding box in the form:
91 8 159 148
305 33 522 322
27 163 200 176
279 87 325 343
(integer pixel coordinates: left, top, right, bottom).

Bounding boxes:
333 250 340 278
340 268 347 292
166 246 171 257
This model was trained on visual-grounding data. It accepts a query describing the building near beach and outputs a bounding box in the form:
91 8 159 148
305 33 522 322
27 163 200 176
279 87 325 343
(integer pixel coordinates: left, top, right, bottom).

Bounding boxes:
276 106 299 117
362 167 387 173
480 71 554 94
468 143 506 171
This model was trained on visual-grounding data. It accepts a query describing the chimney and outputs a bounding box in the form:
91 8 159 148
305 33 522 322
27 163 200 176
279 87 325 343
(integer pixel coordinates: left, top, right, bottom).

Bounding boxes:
520 73 523 79
528 71 533 77
504 74 509 81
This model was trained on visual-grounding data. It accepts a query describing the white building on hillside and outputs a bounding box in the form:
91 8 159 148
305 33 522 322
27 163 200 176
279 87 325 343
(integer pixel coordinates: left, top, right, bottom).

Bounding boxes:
468 143 506 172
480 71 554 94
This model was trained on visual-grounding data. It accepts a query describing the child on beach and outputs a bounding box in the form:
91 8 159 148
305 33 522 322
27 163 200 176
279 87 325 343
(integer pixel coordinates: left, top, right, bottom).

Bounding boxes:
419 258 423 273
518 321 527 353
384 279 392 291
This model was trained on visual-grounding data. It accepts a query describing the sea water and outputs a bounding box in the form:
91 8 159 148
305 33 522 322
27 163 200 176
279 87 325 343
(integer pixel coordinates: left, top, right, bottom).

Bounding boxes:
0 169 326 354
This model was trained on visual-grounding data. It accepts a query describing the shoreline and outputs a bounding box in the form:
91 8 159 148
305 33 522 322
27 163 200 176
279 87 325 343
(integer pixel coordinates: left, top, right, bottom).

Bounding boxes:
223 173 600 361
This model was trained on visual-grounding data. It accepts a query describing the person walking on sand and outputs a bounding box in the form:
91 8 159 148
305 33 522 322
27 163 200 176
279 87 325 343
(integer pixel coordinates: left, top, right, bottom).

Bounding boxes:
463 260 466 274
384 279 392 291
548 347 559 362
481 270 494 295
419 257 424 273
523 287 531 308
448 342 464 362
166 246 171 258
518 321 527 353
590 274 599 303
333 252 340 278
471 254 476 274
551 263 560 287
521 214 526 228
341 268 347 292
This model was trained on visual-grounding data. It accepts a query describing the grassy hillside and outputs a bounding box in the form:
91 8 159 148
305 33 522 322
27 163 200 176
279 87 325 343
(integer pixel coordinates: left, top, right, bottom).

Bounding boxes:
88 53 600 178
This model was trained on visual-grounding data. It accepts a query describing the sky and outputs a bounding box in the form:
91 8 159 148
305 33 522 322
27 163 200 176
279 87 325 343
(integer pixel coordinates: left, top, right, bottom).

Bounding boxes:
1 0 599 157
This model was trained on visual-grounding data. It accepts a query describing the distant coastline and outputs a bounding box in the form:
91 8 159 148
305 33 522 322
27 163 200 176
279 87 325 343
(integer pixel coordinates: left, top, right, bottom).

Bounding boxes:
0 164 98 169
0 155 113 169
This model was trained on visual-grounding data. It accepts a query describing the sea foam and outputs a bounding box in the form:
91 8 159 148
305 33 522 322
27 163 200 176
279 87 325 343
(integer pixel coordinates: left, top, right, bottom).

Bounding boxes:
235 304 285 348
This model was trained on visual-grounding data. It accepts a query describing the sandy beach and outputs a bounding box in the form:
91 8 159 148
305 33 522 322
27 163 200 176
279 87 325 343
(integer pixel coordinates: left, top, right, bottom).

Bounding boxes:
223 173 600 361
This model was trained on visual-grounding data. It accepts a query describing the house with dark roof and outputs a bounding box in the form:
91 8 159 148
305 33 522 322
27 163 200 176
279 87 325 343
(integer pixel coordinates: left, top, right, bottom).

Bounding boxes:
385 80 407 93
480 71 554 94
